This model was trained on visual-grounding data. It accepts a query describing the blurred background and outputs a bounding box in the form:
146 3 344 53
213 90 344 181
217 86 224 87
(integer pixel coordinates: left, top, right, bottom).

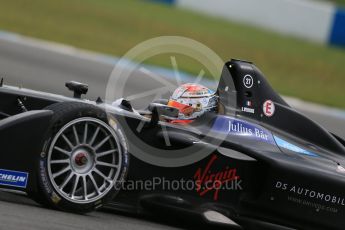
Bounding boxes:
0 0 344 108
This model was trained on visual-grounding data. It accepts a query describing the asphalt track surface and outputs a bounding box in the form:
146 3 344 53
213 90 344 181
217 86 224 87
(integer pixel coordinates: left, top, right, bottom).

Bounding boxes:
0 37 345 230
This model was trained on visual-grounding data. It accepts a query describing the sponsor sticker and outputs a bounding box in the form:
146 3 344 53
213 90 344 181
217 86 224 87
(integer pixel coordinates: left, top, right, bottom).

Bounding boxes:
274 136 319 157
0 169 28 188
275 180 345 207
213 117 320 157
243 75 254 89
194 155 240 201
241 101 254 114
263 100 275 117
241 107 255 114
212 116 275 144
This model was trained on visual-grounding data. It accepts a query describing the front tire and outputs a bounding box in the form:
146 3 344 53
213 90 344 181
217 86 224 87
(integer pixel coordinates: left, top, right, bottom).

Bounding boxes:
35 102 128 213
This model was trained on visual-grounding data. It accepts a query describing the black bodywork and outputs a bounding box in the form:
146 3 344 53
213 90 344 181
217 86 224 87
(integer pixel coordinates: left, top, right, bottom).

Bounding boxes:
1 59 345 230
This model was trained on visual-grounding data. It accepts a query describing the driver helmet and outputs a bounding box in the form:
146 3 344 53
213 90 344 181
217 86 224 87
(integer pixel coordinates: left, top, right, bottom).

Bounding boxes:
167 83 218 123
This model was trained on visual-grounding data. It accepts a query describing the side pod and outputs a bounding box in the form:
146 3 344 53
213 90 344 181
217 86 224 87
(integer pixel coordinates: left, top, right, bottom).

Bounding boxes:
0 110 53 192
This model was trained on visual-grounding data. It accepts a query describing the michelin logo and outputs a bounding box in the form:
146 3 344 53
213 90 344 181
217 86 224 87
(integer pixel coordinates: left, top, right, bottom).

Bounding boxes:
0 169 28 188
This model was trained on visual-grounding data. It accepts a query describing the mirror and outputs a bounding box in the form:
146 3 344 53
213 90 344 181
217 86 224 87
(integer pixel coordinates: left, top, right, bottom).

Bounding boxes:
65 81 88 99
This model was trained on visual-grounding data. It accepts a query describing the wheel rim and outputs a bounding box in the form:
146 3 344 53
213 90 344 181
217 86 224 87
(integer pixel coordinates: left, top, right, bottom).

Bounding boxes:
47 117 122 204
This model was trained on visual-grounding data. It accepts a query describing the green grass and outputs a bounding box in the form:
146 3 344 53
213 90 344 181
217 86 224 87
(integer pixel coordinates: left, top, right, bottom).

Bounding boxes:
0 0 345 108
328 0 345 6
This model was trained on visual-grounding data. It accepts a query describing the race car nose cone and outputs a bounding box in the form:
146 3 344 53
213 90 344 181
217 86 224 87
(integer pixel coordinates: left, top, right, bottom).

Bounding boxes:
75 153 88 166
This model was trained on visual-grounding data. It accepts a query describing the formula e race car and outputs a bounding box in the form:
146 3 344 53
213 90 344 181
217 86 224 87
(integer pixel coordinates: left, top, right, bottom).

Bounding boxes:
0 59 345 230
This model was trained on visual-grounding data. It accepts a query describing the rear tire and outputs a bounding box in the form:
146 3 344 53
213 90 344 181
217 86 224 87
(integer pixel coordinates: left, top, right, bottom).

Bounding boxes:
33 102 128 213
